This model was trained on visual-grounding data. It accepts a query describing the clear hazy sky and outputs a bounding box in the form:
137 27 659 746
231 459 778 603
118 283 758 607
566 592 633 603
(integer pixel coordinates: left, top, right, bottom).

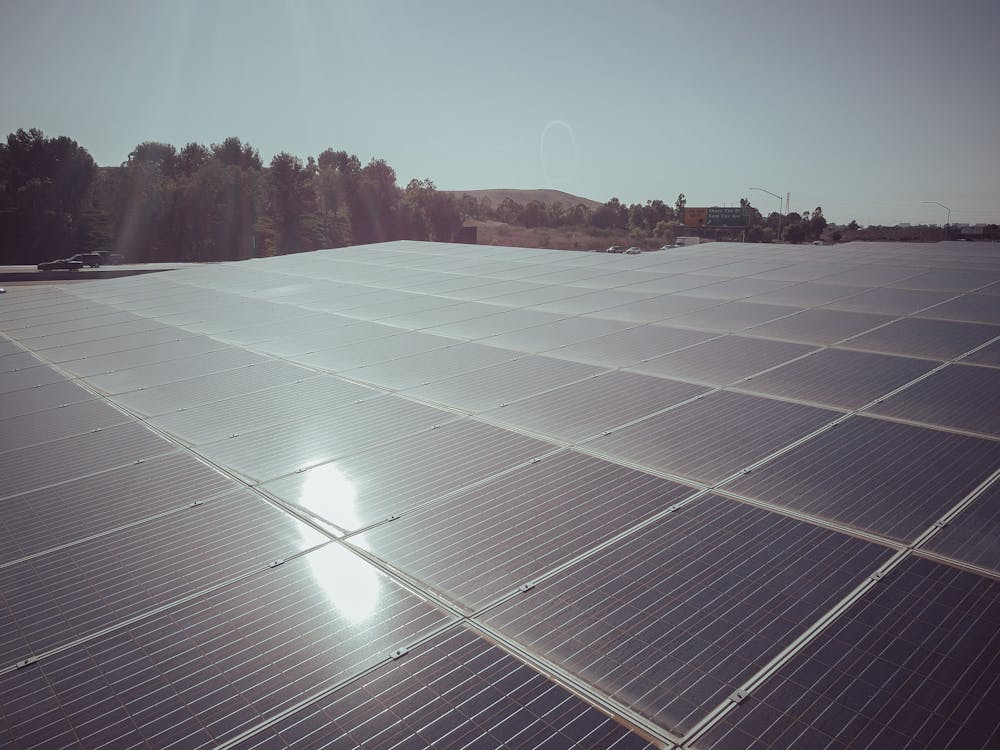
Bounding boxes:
2 0 998 226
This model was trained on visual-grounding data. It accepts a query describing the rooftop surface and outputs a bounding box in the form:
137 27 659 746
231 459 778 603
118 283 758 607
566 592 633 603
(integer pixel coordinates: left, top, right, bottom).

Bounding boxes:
1 240 998 749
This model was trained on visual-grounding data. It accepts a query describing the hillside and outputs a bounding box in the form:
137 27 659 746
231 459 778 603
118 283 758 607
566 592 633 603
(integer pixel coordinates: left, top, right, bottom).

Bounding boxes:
445 188 602 210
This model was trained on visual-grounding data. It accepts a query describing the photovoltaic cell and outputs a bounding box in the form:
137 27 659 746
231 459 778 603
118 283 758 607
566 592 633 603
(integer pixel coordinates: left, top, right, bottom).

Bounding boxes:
403 355 602 413
865 363 1000 437
0 379 93 419
630 335 816 386
666 301 799 333
110 359 314 418
587 391 837 484
483 370 708 442
588 294 718 324
747 308 894 345
0 544 451 749
0 488 326 665
842 317 1000 360
674 278 793 300
295 330 457 372
197 394 457 484
822 286 952 316
482 494 888 736
55 334 226 378
548 324 715 367
228 626 656 750
262 419 552 532
890 268 1000 292
356 450 697 611
0 451 237 564
727 415 1000 542
0 398 130 454
917 293 1000 325
697 556 1000 750
735 348 936 410
148 375 377 446
747 282 863 308
0 421 177 498
922 480 1000 572
339 341 517 390
86 347 269 395
962 340 1000 367
481 316 632 353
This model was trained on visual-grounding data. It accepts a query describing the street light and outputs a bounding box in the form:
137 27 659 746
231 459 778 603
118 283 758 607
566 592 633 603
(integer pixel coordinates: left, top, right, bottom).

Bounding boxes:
922 201 951 241
750 187 783 242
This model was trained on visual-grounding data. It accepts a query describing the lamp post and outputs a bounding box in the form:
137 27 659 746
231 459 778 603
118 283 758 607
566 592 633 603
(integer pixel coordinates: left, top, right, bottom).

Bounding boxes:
750 187 783 242
922 201 951 241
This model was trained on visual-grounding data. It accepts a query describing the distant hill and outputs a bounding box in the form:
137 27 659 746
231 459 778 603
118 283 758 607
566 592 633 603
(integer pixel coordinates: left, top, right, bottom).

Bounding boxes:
445 188 602 210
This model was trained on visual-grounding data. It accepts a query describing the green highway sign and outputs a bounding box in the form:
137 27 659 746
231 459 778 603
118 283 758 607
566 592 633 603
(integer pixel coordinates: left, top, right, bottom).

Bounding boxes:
705 206 749 227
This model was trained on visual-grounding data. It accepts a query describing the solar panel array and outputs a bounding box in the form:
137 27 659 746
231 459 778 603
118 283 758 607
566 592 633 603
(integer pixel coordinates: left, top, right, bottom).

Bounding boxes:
1 239 998 749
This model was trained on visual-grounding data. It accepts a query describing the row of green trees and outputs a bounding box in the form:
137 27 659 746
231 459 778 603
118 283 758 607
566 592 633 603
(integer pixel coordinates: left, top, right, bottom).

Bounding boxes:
462 191 831 244
0 128 463 263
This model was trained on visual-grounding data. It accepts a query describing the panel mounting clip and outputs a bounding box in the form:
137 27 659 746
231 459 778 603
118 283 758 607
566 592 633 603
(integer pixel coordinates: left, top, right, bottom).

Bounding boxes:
518 582 535 593
729 688 749 704
15 656 38 670
390 647 409 660
268 559 285 569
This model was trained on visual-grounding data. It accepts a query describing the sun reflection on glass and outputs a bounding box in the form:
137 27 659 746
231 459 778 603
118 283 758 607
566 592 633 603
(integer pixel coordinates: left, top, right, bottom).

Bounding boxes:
297 463 380 623
298 461 362 530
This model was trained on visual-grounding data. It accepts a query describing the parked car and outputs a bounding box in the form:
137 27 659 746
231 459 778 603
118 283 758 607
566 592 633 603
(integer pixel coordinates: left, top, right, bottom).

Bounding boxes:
606 245 625 253
68 252 103 267
96 250 124 264
38 258 84 271
625 246 641 254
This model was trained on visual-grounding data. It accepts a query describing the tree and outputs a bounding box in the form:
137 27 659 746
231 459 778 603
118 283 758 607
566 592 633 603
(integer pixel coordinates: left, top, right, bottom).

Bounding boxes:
355 158 400 243
783 223 806 243
177 142 209 176
847 219 860 231
268 151 317 253
211 137 262 170
675 193 686 218
808 206 827 240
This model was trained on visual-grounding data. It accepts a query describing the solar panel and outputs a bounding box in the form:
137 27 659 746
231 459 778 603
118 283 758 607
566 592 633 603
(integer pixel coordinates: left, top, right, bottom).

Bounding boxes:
665 301 800 333
630 335 816 386
2 239 999 750
735 348 936 410
726 415 1000 541
696 556 1000 749
226 626 657 750
483 370 708 443
482 494 889 737
0 488 326 665
402 354 603 413
821 286 953 315
962 339 1000 367
548 323 715 367
355 450 699 611
0 544 452 748
865 363 1000 437
587 391 837 483
746 308 895 345
262 418 552 532
0 452 236 564
842 317 1000 360
916 293 1000 325
921 480 1000 572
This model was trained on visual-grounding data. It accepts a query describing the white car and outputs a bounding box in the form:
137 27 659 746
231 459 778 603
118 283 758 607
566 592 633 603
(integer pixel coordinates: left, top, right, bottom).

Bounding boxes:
625 246 641 254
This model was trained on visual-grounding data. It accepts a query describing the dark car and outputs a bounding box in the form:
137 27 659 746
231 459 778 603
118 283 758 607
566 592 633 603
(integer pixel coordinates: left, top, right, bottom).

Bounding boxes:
96 250 124 264
68 253 103 267
38 258 84 271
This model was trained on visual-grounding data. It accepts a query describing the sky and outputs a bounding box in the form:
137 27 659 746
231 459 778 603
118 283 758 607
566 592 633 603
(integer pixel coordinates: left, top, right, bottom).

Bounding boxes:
2 0 998 227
